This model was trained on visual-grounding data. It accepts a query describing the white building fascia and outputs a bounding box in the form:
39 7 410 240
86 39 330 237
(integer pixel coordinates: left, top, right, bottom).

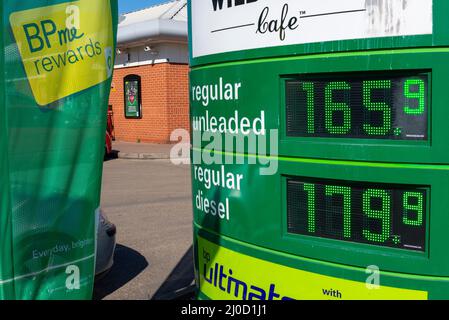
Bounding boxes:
115 0 188 68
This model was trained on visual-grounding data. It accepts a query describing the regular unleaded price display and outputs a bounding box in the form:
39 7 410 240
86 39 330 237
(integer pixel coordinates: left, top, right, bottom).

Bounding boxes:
287 179 427 251
285 72 428 140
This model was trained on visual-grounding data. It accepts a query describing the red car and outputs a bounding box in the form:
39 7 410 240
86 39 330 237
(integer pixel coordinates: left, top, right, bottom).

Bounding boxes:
105 131 112 158
104 108 114 158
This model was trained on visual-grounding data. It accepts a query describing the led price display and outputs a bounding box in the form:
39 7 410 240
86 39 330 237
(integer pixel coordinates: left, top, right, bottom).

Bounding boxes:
285 73 428 140
287 179 427 251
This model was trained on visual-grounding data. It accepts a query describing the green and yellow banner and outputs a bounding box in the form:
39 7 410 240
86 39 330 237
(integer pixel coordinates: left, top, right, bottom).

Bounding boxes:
0 0 117 299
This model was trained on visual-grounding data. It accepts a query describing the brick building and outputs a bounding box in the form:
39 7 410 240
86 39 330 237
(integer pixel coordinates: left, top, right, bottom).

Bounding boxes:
108 0 189 143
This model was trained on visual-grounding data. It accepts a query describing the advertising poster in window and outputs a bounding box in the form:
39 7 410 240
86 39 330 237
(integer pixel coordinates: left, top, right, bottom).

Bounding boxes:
124 75 142 118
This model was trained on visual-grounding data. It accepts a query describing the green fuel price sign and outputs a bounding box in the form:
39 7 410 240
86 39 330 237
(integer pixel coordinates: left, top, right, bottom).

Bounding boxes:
287 179 427 251
188 0 449 300
285 73 428 140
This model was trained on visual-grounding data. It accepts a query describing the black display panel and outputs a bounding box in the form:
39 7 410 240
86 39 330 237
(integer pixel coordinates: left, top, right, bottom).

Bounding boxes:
285 73 428 140
287 179 427 251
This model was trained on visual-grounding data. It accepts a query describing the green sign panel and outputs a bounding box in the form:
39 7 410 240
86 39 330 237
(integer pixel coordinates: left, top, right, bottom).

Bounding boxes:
189 0 449 300
1 0 118 299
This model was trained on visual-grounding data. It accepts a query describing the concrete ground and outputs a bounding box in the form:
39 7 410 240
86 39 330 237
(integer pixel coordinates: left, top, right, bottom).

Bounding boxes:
112 141 174 160
93 142 194 300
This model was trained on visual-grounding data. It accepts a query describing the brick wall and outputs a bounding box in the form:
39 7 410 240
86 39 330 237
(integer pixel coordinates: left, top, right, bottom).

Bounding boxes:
108 63 190 143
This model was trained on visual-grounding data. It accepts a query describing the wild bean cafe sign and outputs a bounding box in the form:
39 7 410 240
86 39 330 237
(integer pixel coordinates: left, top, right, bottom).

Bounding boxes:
191 0 432 58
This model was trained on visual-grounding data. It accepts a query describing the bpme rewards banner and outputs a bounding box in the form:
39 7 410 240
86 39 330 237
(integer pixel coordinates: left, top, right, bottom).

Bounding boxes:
0 0 117 299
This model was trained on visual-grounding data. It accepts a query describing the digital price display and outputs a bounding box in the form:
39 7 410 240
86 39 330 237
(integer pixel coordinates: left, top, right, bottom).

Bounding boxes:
287 179 427 251
285 73 428 140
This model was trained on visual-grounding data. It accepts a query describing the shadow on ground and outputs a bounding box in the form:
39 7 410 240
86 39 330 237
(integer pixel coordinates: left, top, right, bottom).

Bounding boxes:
93 244 149 300
151 246 195 300
104 150 119 162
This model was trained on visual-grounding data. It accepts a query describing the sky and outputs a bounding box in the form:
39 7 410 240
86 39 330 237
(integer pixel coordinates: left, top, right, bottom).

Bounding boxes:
119 0 169 14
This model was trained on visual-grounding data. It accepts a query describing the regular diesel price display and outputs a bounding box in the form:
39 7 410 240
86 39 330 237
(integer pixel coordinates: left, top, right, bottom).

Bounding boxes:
285 73 428 140
287 179 427 251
